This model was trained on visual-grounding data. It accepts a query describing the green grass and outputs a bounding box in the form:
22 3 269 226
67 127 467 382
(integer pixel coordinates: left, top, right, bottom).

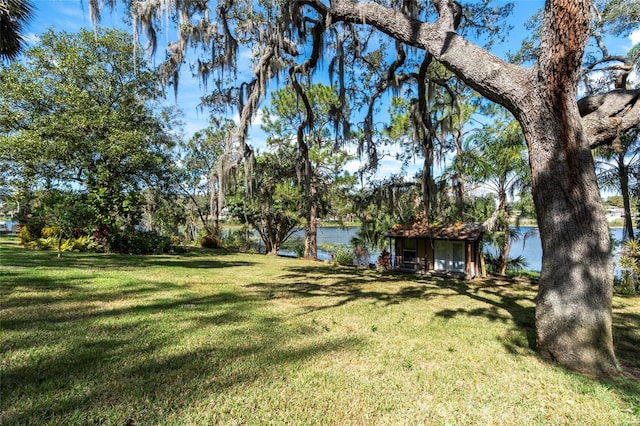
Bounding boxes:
1 236 639 425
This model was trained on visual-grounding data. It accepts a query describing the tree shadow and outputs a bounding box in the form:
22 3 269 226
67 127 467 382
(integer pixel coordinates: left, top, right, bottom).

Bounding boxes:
1 271 364 424
259 263 640 382
431 278 537 354
250 265 440 311
612 309 640 378
250 264 538 353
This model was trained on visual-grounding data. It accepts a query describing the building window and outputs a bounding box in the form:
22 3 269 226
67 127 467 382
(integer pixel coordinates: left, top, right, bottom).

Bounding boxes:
403 239 417 264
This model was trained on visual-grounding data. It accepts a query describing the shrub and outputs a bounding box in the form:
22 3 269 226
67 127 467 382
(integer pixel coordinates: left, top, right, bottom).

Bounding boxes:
18 220 45 244
110 230 171 255
378 249 391 271
334 246 355 266
25 236 57 250
483 253 529 274
41 226 61 238
60 235 97 252
222 228 253 252
349 236 371 267
200 233 221 249
617 239 640 295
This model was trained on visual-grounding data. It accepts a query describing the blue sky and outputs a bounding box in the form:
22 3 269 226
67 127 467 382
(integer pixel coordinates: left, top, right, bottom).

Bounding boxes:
23 0 638 179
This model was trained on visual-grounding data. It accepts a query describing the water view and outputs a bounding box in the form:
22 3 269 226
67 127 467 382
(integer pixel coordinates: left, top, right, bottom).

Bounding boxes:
287 225 630 273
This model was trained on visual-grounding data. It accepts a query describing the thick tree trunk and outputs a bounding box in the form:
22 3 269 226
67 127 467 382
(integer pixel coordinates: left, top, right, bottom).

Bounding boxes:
519 101 619 376
521 0 618 375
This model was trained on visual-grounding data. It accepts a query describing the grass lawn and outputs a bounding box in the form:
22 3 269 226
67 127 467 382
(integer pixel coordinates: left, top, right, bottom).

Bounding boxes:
1 236 639 425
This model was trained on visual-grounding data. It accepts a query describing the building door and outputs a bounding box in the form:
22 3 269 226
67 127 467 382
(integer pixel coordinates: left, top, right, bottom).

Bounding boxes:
434 240 465 272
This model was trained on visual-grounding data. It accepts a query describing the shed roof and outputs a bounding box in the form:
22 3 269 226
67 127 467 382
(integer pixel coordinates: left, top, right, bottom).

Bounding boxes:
385 221 484 241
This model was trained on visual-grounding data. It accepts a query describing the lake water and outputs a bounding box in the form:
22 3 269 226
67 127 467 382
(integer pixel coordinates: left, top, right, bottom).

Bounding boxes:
288 225 629 273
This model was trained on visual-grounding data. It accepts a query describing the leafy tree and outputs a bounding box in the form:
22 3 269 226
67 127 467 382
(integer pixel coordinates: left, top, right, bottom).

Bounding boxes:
262 83 354 259
0 28 178 243
180 118 240 236
351 175 421 250
40 191 95 257
90 0 640 375
227 151 303 255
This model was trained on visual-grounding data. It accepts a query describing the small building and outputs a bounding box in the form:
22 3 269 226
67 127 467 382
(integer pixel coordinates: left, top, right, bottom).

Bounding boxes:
384 221 484 278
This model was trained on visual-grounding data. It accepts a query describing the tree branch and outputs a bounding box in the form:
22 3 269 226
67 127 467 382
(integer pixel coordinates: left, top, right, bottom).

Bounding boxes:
324 0 531 115
580 89 640 148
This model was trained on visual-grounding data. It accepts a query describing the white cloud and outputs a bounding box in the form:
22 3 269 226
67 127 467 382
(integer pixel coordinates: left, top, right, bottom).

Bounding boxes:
630 28 640 46
24 32 40 46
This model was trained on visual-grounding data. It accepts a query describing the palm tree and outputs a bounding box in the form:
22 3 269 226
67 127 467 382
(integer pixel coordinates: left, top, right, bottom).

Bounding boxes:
594 127 640 241
464 109 530 275
0 0 34 61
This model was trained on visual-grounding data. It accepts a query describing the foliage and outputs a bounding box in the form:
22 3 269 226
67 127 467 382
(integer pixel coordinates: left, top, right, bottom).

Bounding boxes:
594 127 640 240
200 233 222 249
377 248 391 271
351 176 419 251
463 107 529 275
281 236 306 258
221 227 254 253
17 218 44 244
0 0 34 61
617 239 640 294
606 195 625 208
227 151 303 255
262 83 355 258
179 117 240 234
59 235 98 252
333 245 355 266
109 230 172 255
0 27 179 235
350 236 371 267
484 252 530 275
23 234 98 252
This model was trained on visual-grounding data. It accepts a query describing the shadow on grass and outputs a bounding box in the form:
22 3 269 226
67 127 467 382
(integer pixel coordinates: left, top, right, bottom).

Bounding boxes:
3 243 638 422
257 263 639 404
252 264 537 353
1 270 364 424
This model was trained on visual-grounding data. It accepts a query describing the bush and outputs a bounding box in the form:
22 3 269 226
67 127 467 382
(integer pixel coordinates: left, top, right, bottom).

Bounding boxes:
617 239 640 295
110 230 171 255
222 227 254 252
25 236 57 250
483 253 529 274
200 233 221 249
41 226 61 238
333 246 355 266
60 235 97 252
18 220 46 244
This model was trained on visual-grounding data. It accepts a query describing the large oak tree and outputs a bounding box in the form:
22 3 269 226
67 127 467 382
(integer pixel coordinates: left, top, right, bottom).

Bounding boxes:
92 0 640 376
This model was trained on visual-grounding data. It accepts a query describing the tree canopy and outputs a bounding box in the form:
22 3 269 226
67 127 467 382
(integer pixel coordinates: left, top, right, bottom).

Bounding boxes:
0 27 180 248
